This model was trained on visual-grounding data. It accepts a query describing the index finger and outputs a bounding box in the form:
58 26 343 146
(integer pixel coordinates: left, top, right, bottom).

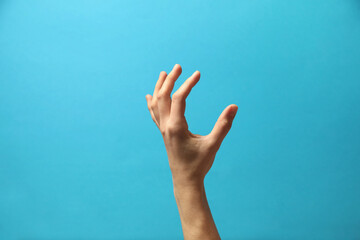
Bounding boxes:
170 70 200 122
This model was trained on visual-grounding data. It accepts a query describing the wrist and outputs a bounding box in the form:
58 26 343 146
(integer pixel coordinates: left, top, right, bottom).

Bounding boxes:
172 174 204 190
173 177 205 201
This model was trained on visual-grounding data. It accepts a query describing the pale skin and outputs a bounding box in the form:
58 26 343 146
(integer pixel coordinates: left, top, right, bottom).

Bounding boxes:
145 64 238 240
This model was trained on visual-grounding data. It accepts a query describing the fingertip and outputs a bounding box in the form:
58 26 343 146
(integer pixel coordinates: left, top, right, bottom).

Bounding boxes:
229 104 238 118
232 104 238 111
174 64 182 72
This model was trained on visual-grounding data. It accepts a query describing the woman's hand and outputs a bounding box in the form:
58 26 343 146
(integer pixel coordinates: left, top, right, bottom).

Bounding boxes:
146 64 237 239
145 64 238 188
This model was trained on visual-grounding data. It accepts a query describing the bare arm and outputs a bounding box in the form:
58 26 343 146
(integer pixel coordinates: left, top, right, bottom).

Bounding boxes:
145 64 238 240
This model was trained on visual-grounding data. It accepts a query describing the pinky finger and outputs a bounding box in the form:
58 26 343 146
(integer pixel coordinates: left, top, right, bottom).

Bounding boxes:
145 94 160 128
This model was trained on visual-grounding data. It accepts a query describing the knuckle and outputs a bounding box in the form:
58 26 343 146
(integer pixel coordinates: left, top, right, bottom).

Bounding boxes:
221 119 230 126
206 136 220 150
150 101 157 109
160 127 166 135
166 121 183 135
207 136 217 146
172 92 185 102
157 90 166 99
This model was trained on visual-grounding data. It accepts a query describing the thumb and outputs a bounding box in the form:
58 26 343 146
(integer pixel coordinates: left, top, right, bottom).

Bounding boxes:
208 104 238 148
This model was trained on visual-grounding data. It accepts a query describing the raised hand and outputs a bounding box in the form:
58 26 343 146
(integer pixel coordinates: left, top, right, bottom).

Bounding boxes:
145 64 238 187
145 64 237 240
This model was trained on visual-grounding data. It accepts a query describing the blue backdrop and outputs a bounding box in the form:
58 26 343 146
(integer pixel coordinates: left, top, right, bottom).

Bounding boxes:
1 1 360 239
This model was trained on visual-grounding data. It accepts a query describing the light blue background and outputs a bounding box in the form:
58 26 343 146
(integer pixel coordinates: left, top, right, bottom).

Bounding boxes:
1 0 360 239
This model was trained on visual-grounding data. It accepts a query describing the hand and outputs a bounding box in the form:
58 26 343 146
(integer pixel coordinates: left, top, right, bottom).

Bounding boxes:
146 64 237 239
145 64 238 187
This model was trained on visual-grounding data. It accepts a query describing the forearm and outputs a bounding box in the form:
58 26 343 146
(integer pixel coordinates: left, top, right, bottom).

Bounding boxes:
173 180 221 240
